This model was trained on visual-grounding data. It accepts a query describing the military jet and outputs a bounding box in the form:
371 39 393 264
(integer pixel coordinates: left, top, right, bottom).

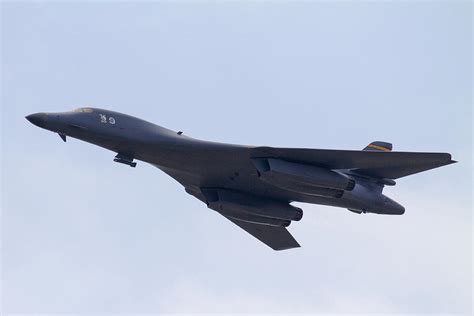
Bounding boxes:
26 108 456 250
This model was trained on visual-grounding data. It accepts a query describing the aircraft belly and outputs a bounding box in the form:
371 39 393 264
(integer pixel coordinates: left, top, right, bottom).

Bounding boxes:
158 160 351 209
147 141 397 213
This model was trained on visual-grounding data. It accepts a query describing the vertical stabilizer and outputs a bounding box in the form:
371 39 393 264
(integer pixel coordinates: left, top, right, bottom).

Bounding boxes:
363 141 392 152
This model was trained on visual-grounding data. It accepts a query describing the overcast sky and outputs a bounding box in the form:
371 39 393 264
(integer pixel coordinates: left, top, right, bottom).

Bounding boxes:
1 1 472 314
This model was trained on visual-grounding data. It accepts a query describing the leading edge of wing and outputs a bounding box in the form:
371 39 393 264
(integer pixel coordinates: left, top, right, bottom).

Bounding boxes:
251 146 455 179
225 216 300 251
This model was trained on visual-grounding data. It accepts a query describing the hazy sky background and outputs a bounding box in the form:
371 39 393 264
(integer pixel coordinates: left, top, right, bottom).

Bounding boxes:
1 1 472 314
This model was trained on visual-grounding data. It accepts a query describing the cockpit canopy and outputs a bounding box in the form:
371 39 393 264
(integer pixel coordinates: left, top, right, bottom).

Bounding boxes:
72 107 94 113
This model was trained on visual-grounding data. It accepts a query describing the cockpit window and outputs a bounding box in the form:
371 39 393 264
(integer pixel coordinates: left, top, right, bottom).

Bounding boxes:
73 108 93 113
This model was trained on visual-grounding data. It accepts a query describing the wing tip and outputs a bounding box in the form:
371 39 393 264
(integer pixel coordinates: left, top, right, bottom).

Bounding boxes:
273 239 301 251
273 243 301 251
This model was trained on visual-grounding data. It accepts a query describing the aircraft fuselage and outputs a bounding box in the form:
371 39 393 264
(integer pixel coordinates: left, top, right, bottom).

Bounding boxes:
26 107 405 216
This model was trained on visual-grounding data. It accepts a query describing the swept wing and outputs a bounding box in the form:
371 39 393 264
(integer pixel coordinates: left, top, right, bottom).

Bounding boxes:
251 146 455 179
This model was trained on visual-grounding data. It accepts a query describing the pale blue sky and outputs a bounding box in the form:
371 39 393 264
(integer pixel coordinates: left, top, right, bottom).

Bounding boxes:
1 1 472 314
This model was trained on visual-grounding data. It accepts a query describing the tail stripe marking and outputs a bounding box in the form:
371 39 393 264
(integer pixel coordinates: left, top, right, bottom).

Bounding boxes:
367 144 391 152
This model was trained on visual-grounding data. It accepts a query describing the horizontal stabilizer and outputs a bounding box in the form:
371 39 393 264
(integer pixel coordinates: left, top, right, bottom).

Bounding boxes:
251 146 455 179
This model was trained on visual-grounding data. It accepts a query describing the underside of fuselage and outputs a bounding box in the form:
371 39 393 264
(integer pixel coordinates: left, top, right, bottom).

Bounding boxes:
151 145 403 216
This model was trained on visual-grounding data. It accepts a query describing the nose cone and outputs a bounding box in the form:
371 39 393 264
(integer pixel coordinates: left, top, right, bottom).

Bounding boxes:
26 113 48 128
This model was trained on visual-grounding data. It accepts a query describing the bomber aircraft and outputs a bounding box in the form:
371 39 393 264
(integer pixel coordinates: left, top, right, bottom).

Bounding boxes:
26 108 456 250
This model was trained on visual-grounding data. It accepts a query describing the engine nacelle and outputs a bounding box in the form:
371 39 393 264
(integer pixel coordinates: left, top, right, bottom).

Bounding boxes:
202 188 303 223
252 158 354 197
343 184 405 215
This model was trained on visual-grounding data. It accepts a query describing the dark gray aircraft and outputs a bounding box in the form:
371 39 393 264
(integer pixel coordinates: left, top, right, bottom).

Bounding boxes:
26 108 456 250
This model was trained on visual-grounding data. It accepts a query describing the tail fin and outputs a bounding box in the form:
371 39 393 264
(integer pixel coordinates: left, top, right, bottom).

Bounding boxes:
363 141 392 152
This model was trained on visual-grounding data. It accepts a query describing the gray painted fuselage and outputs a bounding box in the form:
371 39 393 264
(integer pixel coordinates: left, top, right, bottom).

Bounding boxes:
26 108 401 213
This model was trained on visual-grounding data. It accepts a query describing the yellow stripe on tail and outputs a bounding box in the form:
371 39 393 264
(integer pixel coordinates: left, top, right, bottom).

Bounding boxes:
364 141 393 152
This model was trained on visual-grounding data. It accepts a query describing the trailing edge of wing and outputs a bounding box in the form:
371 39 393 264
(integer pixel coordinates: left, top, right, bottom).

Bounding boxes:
251 146 455 179
225 216 300 251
